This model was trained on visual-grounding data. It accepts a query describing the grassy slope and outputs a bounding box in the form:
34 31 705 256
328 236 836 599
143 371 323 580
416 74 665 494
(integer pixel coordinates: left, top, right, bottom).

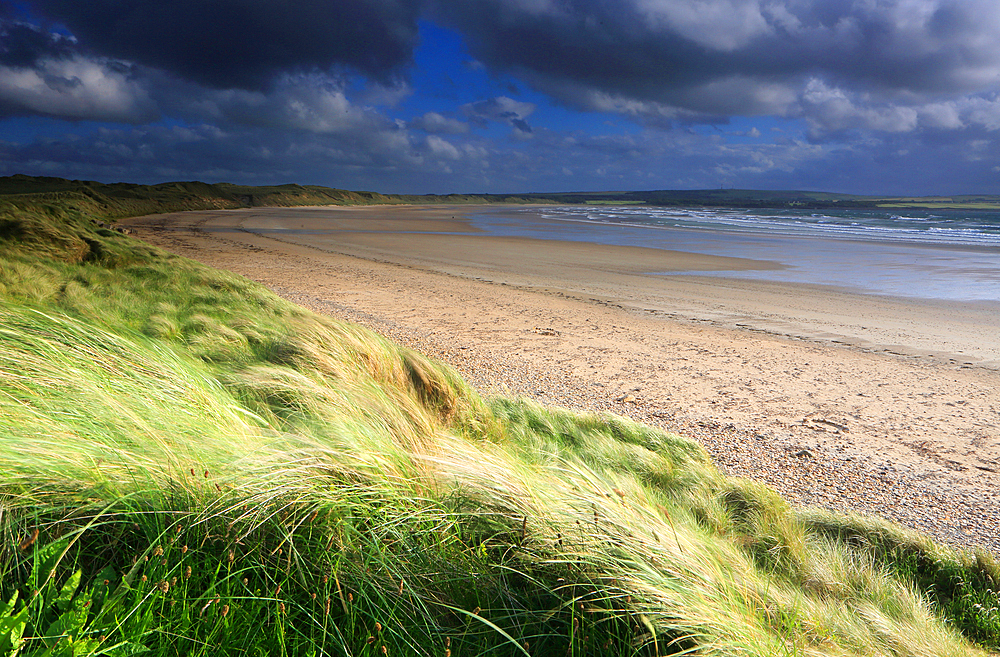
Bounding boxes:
0 175 525 219
9 174 1000 212
1 190 999 656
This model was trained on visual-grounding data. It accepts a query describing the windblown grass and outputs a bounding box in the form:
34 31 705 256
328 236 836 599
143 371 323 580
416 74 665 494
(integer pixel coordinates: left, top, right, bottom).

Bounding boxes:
1 197 998 656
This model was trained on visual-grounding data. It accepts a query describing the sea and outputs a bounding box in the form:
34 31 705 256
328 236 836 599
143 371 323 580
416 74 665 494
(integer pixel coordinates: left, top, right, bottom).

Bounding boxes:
468 206 1000 303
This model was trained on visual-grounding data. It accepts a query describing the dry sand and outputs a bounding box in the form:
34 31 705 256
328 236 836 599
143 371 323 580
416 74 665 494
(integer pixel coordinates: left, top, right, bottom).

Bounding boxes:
124 206 1000 554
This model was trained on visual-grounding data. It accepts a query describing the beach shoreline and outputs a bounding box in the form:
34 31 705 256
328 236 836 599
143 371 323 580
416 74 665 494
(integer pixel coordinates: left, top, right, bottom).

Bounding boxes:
190 204 1000 367
125 205 1000 553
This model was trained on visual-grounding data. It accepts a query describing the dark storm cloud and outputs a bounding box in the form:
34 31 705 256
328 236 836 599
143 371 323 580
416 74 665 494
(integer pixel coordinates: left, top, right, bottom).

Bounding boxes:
28 0 423 90
6 0 1000 195
461 96 535 134
0 18 75 68
12 0 1000 131
432 0 1000 119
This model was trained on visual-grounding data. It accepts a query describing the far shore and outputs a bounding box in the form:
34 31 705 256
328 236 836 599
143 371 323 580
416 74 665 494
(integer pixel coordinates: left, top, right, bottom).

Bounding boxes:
125 205 1000 553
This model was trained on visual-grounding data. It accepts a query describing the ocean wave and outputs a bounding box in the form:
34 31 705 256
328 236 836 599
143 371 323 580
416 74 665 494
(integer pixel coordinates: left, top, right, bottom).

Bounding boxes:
531 206 1000 247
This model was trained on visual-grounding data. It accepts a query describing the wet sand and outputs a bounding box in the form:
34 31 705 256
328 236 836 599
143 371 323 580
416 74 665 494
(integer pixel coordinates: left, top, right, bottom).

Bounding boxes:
124 205 1000 553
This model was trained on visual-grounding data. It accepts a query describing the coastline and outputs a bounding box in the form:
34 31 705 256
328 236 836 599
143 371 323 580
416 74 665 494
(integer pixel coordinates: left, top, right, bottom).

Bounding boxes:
198 204 1000 367
125 205 1000 553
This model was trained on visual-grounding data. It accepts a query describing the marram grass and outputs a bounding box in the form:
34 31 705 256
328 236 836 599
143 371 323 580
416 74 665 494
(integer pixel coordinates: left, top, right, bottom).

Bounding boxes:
1 196 999 656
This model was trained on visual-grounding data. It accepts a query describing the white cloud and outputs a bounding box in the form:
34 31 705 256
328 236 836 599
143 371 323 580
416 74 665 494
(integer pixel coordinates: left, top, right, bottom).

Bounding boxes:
426 135 461 159
582 91 683 120
184 73 404 141
0 56 155 122
918 102 964 129
636 0 772 50
800 78 919 133
409 112 469 134
962 96 1000 131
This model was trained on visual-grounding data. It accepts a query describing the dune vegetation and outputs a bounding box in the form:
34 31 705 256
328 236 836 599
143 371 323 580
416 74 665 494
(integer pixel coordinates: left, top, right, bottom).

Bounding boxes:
1 181 999 656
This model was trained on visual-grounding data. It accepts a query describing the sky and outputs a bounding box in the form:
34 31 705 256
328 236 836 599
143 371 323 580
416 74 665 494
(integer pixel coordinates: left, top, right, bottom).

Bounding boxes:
3 1 1000 195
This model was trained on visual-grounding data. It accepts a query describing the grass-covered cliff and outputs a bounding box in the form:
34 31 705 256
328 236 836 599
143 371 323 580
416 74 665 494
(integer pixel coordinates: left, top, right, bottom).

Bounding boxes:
1 183 999 656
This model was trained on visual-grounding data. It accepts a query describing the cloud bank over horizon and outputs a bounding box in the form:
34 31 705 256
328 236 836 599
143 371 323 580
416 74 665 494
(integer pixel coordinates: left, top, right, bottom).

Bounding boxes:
2 0 1000 194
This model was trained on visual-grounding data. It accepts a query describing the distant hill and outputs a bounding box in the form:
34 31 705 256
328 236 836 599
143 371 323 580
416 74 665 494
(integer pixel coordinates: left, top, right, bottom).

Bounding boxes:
4 174 1000 211
511 188 1000 209
0 174 509 218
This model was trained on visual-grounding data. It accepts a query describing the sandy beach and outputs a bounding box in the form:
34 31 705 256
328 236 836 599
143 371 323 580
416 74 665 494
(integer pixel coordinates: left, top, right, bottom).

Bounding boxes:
125 205 1000 553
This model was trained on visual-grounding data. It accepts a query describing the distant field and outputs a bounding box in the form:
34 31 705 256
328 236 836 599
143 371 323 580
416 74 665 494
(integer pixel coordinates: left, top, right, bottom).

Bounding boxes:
877 202 1000 209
